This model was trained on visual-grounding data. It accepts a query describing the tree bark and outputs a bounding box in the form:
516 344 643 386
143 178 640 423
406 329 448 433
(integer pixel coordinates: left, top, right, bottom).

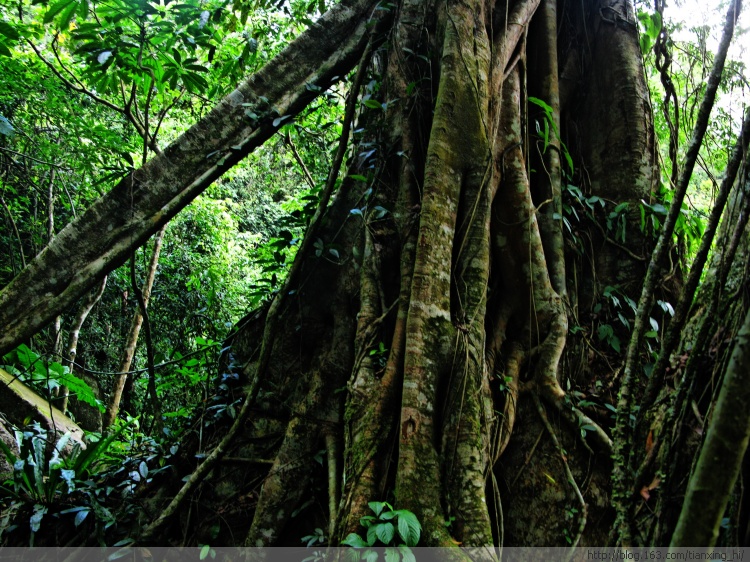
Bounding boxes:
175 0 654 548
60 275 107 413
670 305 750 548
103 224 166 429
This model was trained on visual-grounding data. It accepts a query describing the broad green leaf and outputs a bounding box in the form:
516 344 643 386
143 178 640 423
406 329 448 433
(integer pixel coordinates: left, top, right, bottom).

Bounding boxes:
58 370 104 411
385 548 400 562
395 511 421 546
399 545 416 562
59 1 79 30
640 34 652 55
368 501 388 517
610 336 621 353
44 0 77 24
375 522 395 544
342 533 368 548
0 22 20 40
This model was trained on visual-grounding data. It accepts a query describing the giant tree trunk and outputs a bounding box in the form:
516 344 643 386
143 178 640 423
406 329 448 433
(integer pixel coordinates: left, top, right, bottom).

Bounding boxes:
168 0 655 547
0 0 658 547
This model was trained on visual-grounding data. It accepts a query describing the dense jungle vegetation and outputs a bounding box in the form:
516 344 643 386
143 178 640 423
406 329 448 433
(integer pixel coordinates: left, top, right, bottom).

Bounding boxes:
0 0 749 550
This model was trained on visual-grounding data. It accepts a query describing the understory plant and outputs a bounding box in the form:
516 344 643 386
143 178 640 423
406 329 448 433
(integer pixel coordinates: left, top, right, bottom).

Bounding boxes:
0 418 150 545
342 502 420 562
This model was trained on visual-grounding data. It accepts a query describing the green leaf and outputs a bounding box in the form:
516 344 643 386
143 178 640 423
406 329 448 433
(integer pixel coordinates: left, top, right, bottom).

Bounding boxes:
399 545 416 562
44 0 77 24
562 145 574 175
385 548 400 562
58 370 104 411
362 550 378 562
74 509 89 527
640 34 652 55
0 22 20 41
32 437 45 496
77 0 89 19
30 504 47 533
528 96 552 114
368 501 388 517
342 533 369 548
363 99 382 109
366 524 378 546
610 336 621 353
59 0 79 30
60 469 76 493
0 435 18 464
375 522 395 544
72 418 132 476
395 511 421 546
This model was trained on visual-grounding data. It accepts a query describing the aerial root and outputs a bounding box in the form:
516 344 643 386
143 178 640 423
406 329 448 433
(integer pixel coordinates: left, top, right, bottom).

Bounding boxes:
534 394 588 557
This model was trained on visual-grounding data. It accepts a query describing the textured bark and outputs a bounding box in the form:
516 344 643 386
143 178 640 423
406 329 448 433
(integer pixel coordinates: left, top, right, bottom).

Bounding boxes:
103 224 166 429
203 0 650 547
670 306 750 547
645 109 750 406
60 275 107 414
